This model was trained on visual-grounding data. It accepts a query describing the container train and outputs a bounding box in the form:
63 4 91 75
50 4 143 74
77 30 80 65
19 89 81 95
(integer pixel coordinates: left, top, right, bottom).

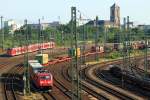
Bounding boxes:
68 46 104 57
131 42 146 50
29 60 53 90
7 42 55 56
109 41 149 51
91 46 104 53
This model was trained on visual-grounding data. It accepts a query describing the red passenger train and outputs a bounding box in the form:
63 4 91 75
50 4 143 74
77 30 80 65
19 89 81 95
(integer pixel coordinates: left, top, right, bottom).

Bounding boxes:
7 42 55 56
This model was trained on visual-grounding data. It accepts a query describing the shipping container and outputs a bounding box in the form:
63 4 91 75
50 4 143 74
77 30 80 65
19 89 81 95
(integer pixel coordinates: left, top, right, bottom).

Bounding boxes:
76 48 81 57
68 48 75 57
36 54 49 64
28 60 43 73
68 48 80 57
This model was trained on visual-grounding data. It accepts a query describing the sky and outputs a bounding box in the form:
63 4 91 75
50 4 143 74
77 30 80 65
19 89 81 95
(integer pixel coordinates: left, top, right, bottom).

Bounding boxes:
0 0 149 25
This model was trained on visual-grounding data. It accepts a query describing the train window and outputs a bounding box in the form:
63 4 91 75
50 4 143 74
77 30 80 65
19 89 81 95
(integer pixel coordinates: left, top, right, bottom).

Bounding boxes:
39 70 48 73
40 76 51 80
7 48 11 50
34 70 39 73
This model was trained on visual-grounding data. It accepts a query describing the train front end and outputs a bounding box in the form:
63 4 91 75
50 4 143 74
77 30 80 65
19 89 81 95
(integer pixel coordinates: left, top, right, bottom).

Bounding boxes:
37 72 53 90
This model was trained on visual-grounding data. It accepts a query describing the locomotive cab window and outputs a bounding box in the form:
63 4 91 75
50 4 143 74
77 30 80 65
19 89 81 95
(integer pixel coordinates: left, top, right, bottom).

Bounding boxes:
40 76 51 80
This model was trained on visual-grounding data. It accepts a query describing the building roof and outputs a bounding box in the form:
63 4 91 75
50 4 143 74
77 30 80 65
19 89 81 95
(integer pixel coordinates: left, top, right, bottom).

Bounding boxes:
27 21 60 29
86 20 113 26
111 3 120 8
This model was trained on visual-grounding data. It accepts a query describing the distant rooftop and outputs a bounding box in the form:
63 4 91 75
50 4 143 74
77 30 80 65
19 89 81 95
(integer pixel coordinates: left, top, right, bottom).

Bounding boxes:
86 20 113 26
111 3 120 8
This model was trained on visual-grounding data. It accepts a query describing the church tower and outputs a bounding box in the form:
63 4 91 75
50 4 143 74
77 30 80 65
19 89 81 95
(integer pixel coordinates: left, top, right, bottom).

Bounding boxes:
110 3 120 27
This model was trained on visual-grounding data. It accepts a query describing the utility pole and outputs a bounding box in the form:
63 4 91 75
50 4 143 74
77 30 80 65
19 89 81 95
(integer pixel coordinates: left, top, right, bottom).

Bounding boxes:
122 16 131 89
127 16 131 71
61 31 64 47
114 32 119 50
127 16 130 30
122 17 127 88
1 16 4 51
38 19 41 54
41 25 44 54
144 33 148 78
94 16 99 61
23 19 30 96
123 18 126 31
81 23 86 65
71 7 81 100
49 31 55 58
78 12 86 65
104 27 108 59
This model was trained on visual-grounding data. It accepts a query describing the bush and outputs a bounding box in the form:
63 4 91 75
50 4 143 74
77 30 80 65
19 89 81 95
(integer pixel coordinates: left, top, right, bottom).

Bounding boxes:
105 51 121 59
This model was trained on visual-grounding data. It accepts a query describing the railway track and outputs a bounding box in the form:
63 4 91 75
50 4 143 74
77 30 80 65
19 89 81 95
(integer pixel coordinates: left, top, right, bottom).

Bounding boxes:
0 59 24 100
59 54 114 100
0 48 72 100
56 54 130 100
60 63 95 100
92 68 134 100
39 48 99 100
46 62 75 100
42 92 56 100
0 46 148 100
4 74 17 100
64 64 109 100
80 67 121 100
3 64 23 100
29 76 57 100
59 55 149 100
83 60 146 100
46 61 94 100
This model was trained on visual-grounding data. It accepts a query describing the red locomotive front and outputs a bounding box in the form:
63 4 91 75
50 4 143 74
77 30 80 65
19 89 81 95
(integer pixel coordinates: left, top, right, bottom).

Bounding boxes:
37 72 53 88
32 70 53 90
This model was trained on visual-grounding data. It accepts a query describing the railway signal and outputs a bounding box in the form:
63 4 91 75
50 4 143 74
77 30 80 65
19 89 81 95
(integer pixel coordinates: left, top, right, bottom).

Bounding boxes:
23 19 31 96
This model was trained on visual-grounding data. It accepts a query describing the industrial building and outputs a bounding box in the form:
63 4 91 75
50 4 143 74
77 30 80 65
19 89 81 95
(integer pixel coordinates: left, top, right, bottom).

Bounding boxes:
87 3 120 28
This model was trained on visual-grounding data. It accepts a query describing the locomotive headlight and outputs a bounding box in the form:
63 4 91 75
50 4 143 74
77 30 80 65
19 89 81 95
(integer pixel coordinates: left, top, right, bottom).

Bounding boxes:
48 81 51 84
40 81 44 84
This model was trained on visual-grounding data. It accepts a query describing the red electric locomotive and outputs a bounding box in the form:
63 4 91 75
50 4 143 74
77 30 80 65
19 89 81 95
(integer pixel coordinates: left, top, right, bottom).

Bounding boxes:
7 42 55 56
33 70 53 90
29 60 53 90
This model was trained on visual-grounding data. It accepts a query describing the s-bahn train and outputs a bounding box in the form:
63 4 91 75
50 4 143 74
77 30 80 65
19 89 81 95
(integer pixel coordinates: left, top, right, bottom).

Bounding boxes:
7 42 55 56
29 60 53 90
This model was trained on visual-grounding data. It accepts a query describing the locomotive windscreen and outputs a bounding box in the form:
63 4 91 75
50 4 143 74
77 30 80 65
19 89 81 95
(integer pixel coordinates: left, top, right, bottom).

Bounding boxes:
40 75 51 80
